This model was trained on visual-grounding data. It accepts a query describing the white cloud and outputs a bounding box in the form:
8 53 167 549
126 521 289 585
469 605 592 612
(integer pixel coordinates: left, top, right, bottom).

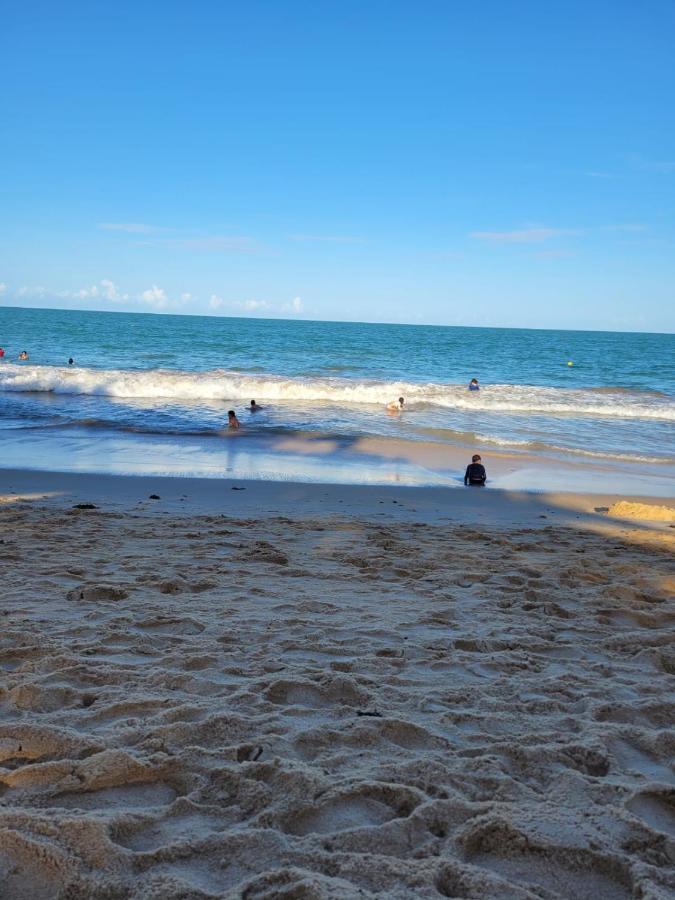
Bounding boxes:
75 285 98 298
209 294 224 310
12 280 175 310
470 223 646 246
282 296 303 314
99 279 127 302
17 285 47 297
140 285 168 308
181 292 192 302
233 299 270 312
0 282 6 294
99 222 159 234
54 280 129 303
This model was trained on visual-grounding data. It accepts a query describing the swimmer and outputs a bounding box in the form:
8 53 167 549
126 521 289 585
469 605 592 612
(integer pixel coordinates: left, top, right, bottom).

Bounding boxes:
0 347 4 358
386 397 405 412
249 399 262 412
68 358 74 366
19 350 29 361
468 378 479 391
464 454 487 486
227 410 240 429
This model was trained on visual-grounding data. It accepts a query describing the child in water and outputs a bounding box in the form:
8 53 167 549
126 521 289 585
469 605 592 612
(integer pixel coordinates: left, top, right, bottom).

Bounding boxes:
464 454 487 486
468 378 479 391
227 410 240 429
386 396 405 412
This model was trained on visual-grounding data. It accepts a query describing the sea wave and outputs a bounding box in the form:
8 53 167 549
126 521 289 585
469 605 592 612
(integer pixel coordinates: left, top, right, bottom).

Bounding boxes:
1 363 674 421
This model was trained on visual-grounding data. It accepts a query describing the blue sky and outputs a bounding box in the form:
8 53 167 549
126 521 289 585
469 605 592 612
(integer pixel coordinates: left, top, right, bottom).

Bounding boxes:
1 0 674 331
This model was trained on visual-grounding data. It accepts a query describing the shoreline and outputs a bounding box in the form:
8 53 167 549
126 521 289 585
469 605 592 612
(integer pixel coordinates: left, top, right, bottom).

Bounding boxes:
1 466 673 536
1 425 674 498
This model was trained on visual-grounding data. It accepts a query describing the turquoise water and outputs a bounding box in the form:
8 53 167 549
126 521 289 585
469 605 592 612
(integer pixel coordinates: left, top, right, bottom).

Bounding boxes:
1 306 674 486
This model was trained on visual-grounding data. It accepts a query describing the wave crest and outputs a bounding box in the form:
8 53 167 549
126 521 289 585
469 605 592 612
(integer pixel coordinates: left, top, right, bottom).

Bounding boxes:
0 363 673 421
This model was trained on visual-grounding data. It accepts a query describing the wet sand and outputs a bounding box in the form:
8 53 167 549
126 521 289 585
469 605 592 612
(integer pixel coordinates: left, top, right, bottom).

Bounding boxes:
1 427 673 498
1 469 674 898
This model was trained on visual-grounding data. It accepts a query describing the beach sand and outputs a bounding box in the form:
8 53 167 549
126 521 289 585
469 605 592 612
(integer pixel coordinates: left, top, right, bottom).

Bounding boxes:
1 470 674 899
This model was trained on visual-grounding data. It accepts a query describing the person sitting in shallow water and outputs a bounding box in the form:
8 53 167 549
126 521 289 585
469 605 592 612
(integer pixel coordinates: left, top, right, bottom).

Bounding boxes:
468 378 479 391
464 454 487 486
386 396 405 412
227 410 241 429
19 350 29 361
249 399 262 412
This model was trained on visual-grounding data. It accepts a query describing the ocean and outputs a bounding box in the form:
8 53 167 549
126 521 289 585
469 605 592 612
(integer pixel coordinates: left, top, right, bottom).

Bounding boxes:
1 305 673 493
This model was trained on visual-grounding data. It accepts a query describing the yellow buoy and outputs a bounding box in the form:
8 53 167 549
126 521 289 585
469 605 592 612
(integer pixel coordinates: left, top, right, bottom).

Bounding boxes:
567 361 574 367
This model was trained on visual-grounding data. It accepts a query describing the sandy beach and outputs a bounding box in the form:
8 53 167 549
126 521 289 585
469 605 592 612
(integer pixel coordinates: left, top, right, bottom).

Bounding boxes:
1 469 674 899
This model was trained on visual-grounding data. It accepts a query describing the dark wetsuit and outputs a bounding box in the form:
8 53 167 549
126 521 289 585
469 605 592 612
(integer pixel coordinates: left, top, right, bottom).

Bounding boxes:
464 463 486 486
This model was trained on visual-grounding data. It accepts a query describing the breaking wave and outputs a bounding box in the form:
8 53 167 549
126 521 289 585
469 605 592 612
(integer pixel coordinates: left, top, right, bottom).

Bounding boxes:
1 363 673 421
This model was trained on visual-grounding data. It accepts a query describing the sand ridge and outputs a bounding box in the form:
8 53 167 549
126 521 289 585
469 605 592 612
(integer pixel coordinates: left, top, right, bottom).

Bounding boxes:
607 501 675 523
1 501 674 898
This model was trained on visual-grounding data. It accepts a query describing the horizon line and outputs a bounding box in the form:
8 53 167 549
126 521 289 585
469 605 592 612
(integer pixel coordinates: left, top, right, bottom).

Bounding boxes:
0 302 672 338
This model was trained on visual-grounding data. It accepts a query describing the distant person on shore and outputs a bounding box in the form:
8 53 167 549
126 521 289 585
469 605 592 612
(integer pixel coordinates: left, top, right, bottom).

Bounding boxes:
249 400 262 412
468 378 480 391
464 454 487 486
68 357 74 366
386 397 405 412
228 410 241 429
19 350 29 361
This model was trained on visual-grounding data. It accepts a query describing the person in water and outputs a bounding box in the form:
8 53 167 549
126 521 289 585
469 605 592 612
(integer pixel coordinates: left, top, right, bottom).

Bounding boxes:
68 358 74 366
464 454 487 486
19 350 29 360
386 397 405 412
0 347 5 358
249 400 262 411
468 378 479 391
227 410 241 429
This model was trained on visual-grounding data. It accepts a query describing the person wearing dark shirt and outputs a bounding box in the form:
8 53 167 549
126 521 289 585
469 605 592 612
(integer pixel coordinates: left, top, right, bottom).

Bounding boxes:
464 454 487 486
468 378 479 391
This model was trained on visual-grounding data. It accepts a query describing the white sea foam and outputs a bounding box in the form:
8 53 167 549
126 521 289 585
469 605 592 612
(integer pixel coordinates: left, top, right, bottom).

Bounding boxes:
1 363 674 421
473 432 670 463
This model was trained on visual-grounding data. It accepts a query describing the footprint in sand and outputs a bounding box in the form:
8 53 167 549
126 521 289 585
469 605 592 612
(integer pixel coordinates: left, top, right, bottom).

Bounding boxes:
459 820 634 900
52 781 178 812
281 783 421 836
111 809 227 851
626 788 675 837
264 676 370 709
